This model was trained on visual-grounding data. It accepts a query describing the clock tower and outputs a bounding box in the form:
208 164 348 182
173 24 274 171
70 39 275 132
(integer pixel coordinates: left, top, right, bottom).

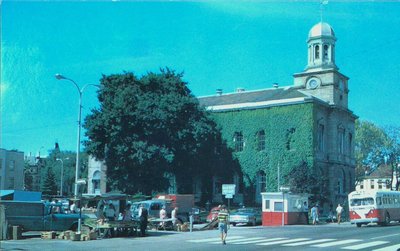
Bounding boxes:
294 22 349 109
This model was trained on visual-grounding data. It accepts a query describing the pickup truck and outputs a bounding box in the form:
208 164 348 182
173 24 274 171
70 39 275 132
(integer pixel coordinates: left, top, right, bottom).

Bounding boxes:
1 200 93 232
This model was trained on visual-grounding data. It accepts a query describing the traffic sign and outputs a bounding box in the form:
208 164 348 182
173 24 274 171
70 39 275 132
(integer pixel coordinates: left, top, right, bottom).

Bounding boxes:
222 184 236 195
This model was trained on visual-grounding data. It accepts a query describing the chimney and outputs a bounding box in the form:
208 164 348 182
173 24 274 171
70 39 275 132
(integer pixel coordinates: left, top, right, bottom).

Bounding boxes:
216 89 223 96
273 83 279 88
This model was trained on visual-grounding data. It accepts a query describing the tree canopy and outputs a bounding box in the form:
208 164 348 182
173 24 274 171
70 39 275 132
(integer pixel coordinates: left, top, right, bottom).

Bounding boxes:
355 120 400 190
84 69 235 196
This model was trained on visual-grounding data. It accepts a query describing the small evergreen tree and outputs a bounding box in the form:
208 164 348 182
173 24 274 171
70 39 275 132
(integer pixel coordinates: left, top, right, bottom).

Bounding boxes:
42 167 58 196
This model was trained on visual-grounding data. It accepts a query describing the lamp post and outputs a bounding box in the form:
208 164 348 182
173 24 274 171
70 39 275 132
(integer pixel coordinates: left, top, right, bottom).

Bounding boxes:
279 186 290 226
56 158 69 196
55 73 99 233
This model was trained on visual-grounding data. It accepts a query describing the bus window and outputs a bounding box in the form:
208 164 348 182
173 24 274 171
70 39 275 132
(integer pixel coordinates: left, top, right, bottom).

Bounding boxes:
376 197 382 205
350 198 374 206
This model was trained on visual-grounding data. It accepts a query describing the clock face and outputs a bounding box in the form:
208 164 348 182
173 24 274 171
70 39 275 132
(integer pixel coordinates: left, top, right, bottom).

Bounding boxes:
306 77 320 89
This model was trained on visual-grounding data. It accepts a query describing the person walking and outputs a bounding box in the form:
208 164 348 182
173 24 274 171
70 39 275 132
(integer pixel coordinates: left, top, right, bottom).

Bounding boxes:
217 205 229 245
311 204 319 225
336 203 344 224
138 204 148 237
159 206 167 229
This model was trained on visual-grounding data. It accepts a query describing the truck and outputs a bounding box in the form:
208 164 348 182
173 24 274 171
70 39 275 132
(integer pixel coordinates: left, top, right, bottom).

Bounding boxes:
131 194 194 223
1 200 94 233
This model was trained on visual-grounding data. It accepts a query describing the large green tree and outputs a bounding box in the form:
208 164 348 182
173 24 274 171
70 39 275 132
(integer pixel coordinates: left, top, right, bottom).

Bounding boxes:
355 120 400 190
41 166 58 196
84 69 234 196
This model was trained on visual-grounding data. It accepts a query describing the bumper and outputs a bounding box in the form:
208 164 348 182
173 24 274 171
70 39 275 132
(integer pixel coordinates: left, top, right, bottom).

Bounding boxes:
351 218 379 224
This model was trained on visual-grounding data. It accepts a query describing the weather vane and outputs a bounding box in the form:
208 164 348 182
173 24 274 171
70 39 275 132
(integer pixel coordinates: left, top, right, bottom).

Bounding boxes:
320 0 329 23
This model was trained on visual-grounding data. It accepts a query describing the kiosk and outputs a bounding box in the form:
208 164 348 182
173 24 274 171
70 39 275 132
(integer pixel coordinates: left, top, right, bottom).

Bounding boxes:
261 192 309 226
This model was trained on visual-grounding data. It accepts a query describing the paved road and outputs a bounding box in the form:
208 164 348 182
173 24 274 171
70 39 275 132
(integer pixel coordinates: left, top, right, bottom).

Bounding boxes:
1 222 400 251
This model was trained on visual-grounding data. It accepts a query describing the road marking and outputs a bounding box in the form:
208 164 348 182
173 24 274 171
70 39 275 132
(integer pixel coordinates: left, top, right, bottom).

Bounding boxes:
342 241 389 250
283 238 336 246
210 237 264 244
231 238 285 244
373 244 400 251
187 236 243 243
371 233 400 240
257 238 310 246
312 239 362 247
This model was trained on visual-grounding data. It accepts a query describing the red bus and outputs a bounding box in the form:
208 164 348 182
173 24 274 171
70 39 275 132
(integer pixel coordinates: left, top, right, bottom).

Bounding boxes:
348 190 400 227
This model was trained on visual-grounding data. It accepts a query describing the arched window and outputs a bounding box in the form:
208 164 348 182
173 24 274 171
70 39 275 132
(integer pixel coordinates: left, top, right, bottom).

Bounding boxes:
315 45 320 59
257 130 266 151
233 132 244 152
337 169 346 194
256 171 266 203
92 170 101 194
317 124 325 152
323 44 329 61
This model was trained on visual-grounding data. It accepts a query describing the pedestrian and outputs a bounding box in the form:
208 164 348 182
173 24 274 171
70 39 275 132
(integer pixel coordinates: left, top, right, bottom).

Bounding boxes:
303 201 309 224
311 204 319 225
105 203 116 221
217 205 229 245
171 207 178 226
69 201 78 213
138 204 148 237
336 203 344 224
159 206 167 229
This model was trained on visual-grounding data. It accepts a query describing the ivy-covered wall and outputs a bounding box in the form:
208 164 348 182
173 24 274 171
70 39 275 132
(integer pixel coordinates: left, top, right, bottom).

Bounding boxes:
210 103 315 192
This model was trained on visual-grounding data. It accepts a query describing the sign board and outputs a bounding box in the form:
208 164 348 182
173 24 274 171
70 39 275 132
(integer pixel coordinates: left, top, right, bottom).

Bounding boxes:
225 194 233 199
222 184 236 195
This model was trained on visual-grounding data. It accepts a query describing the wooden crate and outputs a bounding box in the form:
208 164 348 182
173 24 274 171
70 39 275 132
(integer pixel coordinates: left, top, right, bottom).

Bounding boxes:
41 231 56 239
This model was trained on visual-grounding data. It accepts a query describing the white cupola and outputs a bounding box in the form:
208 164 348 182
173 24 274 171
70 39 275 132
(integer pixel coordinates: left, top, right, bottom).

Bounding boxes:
306 22 337 71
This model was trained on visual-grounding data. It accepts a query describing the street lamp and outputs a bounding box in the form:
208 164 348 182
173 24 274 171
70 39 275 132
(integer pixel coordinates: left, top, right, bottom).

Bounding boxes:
56 158 69 196
55 73 99 233
279 186 290 226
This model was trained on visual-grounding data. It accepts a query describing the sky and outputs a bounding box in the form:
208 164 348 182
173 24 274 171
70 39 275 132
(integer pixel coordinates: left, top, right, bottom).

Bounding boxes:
1 1 400 157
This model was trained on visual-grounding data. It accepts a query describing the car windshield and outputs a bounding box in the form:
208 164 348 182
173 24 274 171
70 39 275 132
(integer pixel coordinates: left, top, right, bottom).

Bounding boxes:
238 208 255 213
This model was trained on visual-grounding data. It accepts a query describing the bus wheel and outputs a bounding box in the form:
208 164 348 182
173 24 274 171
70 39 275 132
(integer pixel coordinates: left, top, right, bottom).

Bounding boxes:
356 223 362 228
384 213 390 225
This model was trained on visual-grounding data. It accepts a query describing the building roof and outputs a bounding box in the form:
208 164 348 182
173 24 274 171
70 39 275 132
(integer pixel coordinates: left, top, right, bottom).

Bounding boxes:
308 22 335 38
198 86 316 112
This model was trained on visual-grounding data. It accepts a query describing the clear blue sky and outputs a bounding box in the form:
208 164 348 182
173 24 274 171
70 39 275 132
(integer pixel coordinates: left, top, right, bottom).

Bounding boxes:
2 1 400 156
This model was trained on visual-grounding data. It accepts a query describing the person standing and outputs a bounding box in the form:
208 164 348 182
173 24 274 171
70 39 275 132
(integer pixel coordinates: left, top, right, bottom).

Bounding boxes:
138 204 148 237
311 204 319 225
105 203 116 221
159 206 167 229
171 207 178 227
336 203 344 224
217 205 229 245
303 201 309 224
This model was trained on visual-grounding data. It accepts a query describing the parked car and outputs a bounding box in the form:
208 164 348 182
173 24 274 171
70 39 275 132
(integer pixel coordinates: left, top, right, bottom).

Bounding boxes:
191 207 208 224
206 206 221 222
229 207 262 226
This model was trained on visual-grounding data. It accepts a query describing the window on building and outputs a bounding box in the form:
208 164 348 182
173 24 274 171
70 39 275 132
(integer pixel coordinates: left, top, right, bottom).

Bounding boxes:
317 124 325 152
257 130 266 151
233 132 244 152
315 45 320 59
265 200 270 210
338 128 345 154
286 128 296 150
371 180 375 189
323 44 329 60
258 171 266 193
337 169 345 194
274 201 283 212
9 160 15 171
348 133 353 155
8 177 14 189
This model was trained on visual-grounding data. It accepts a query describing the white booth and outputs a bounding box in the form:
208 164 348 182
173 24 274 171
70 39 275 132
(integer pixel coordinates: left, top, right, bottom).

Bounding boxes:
261 192 309 226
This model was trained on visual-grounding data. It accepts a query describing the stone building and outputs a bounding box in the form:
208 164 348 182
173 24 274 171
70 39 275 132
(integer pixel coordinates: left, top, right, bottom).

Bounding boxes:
0 149 24 190
87 156 107 195
199 22 357 208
